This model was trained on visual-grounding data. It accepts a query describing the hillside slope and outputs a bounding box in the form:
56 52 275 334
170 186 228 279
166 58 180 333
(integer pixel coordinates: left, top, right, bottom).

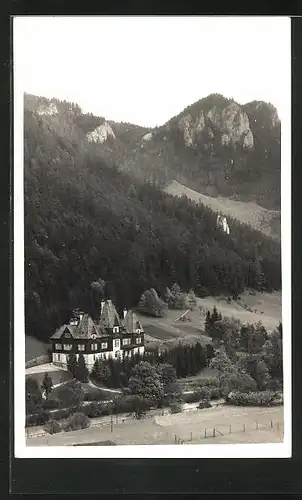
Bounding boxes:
24 94 281 342
165 180 281 241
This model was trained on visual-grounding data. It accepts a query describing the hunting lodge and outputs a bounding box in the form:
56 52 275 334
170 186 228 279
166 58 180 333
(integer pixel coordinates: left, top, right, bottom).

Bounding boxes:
51 299 145 370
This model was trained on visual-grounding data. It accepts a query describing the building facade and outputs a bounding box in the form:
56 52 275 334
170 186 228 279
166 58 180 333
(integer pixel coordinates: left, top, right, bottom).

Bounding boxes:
50 299 145 370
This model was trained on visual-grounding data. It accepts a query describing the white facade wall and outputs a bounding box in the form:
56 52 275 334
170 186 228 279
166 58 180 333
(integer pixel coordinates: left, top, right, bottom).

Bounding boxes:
52 345 145 371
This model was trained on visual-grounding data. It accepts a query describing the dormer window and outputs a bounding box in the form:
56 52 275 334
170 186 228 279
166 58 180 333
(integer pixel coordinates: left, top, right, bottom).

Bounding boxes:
136 328 141 334
113 326 119 334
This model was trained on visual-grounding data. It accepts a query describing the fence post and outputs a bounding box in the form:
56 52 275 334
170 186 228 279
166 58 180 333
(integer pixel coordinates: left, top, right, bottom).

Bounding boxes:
204 428 207 439
111 414 113 433
190 432 192 441
229 425 231 434
213 428 216 438
270 420 273 428
175 435 177 444
277 421 280 431
256 421 258 430
243 423 245 433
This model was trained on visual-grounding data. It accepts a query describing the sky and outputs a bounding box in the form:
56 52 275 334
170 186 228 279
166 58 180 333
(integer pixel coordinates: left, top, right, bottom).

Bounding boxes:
14 16 291 127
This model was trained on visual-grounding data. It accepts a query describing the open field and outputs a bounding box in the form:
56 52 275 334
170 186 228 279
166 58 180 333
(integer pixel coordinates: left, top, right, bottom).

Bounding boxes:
25 336 50 361
165 180 281 241
26 404 283 447
141 290 281 351
25 363 72 386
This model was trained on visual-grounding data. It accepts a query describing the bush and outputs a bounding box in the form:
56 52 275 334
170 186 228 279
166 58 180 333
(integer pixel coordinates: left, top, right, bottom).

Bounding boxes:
114 395 150 416
198 387 212 401
43 397 60 410
200 377 220 389
64 412 90 432
226 391 283 407
44 419 61 434
198 399 211 409
26 410 50 427
80 401 112 418
169 401 183 414
83 388 112 402
226 372 258 394
182 391 202 404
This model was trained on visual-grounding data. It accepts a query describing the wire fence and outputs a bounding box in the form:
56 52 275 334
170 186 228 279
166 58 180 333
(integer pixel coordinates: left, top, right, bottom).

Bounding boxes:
174 419 284 444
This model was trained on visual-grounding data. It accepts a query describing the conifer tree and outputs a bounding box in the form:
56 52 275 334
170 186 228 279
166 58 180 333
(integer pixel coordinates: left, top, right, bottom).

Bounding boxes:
41 372 53 398
67 353 78 378
76 353 89 383
205 310 212 335
91 358 111 385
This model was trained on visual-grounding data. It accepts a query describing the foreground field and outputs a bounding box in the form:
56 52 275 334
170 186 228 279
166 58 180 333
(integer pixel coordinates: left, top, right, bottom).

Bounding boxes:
26 404 283 447
140 290 282 351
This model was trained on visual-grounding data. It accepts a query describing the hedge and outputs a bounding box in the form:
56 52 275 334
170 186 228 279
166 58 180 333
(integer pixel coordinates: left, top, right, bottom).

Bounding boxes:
226 391 283 407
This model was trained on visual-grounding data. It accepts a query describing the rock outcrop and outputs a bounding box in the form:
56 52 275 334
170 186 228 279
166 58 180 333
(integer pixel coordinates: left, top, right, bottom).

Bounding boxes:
36 103 58 116
87 121 116 144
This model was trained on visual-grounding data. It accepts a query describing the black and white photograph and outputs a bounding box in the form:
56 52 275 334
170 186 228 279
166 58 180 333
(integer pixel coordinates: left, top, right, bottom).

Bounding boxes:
14 16 291 458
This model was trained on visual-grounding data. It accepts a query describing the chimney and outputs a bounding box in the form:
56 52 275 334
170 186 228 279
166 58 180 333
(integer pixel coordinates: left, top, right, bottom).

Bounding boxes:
101 300 105 314
123 308 127 319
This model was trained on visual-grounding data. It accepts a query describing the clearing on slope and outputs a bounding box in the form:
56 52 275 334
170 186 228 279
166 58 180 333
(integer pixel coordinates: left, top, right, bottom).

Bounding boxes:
165 180 280 241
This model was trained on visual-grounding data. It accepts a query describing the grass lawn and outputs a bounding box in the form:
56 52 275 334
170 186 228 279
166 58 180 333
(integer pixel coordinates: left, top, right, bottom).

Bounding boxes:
26 368 72 386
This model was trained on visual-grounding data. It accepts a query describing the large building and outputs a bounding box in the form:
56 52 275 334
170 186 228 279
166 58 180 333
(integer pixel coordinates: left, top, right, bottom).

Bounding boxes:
50 299 145 370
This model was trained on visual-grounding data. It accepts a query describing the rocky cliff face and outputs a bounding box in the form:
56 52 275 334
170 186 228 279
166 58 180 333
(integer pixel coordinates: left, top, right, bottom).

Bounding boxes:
86 121 116 144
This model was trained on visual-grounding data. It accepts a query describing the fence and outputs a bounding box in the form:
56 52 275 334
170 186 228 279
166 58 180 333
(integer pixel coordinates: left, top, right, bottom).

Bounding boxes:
26 354 51 369
174 419 284 444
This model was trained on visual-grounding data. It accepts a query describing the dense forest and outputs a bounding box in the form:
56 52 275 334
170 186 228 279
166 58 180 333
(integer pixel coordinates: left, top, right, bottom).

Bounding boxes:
24 95 281 342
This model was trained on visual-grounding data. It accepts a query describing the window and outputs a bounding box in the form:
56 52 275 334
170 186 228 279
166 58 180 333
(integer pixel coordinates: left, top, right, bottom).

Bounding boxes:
93 355 96 361
114 339 120 348
63 344 72 351
136 337 142 344
55 343 62 350
122 338 131 346
136 328 141 334
64 331 71 338
115 352 119 358
101 342 108 349
57 354 61 361
113 326 119 333
78 344 85 351
91 343 98 351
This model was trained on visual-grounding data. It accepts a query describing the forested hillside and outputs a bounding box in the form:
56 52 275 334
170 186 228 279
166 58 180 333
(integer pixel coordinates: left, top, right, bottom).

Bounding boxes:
24 94 281 342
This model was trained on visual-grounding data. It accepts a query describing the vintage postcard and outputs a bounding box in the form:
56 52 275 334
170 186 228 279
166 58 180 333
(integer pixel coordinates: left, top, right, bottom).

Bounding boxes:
14 15 291 458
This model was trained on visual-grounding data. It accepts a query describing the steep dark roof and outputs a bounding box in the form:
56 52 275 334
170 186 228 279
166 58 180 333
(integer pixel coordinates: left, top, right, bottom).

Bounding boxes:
99 300 122 329
51 314 105 340
123 310 144 334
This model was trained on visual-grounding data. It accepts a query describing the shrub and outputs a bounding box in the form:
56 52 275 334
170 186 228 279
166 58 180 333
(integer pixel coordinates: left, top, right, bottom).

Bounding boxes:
26 410 50 427
225 391 283 407
64 412 90 432
43 397 60 410
80 401 112 418
44 419 61 434
55 380 84 409
198 400 211 409
182 391 202 404
200 377 220 388
169 401 183 414
198 387 211 401
83 388 112 402
226 372 258 394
